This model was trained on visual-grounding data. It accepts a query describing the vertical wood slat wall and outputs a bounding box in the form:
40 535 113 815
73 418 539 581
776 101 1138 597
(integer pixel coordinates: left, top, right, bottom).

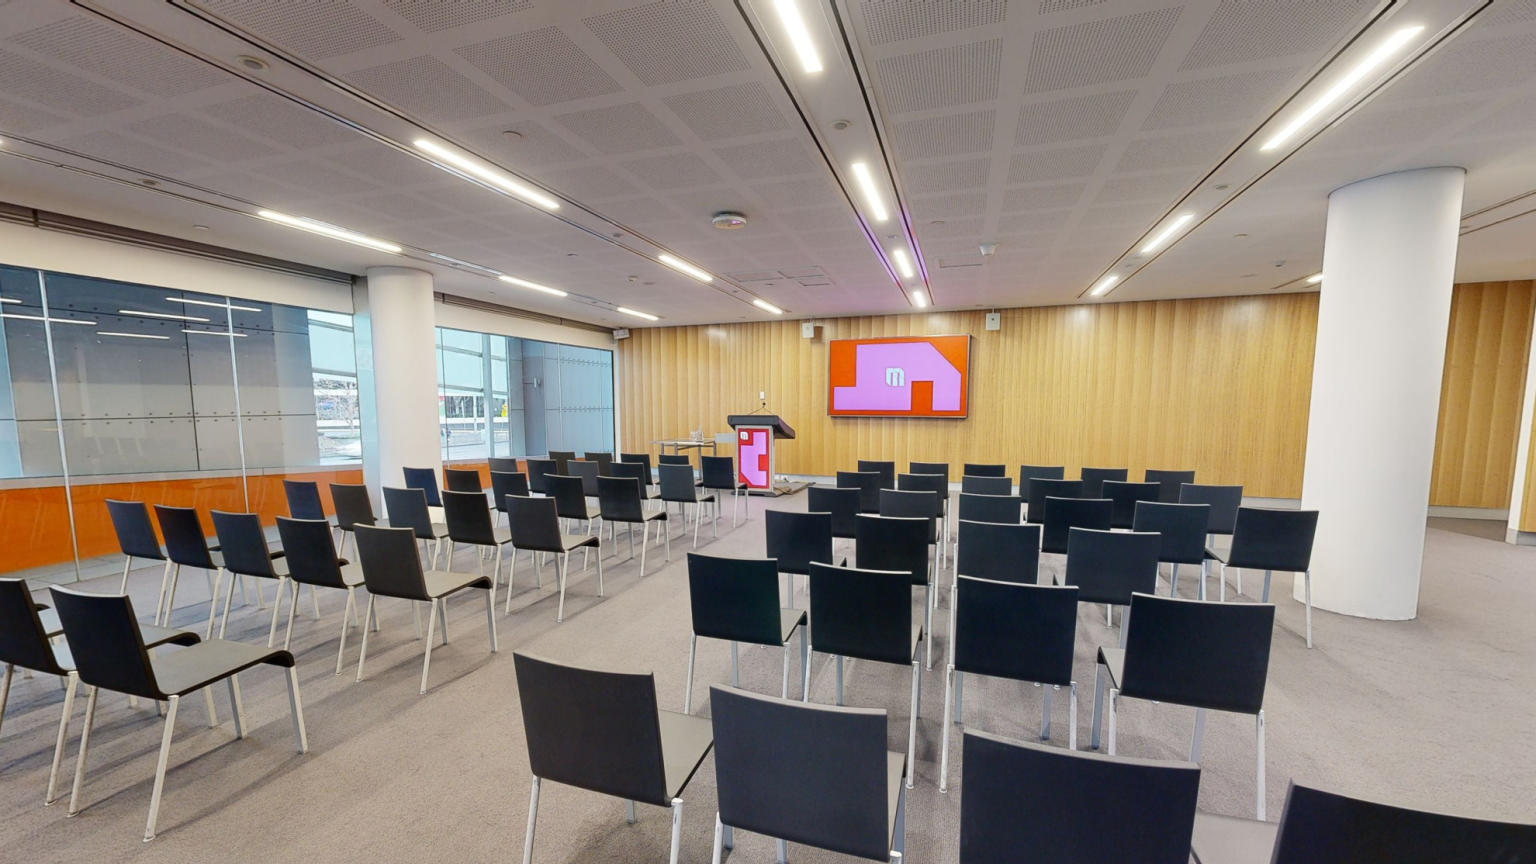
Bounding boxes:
619 283 1534 505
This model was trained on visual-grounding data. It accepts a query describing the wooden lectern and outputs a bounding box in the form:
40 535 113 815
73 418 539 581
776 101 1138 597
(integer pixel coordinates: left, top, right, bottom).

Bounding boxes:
726 414 803 497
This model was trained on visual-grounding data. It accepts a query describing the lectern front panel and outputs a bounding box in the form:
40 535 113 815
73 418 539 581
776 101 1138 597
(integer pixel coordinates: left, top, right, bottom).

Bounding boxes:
737 426 773 490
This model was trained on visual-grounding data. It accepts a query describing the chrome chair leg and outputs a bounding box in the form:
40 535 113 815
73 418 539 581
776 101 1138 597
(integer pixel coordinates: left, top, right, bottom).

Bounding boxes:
1107 688 1119 756
143 693 179 841
683 633 697 714
939 664 955 792
44 670 79 805
522 776 541 864
668 798 684 864
419 598 439 694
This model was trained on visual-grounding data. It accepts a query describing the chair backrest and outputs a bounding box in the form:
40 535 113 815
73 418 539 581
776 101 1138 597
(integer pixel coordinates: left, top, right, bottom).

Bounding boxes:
962 462 1007 477
382 486 436 539
282 480 326 521
687 554 783 645
619 452 654 483
443 488 498 545
1269 782 1536 864
855 514 930 586
956 492 1020 525
960 730 1200 864
1062 528 1160 605
1179 483 1243 535
1226 507 1319 572
878 489 940 543
547 450 576 474
443 467 483 493
490 470 530 513
807 562 914 664
657 453 692 466
710 687 893 860
955 520 1040 583
960 474 1013 496
1079 466 1128 498
1144 469 1195 503
657 463 698 503
402 466 442 507
1040 496 1111 554
584 452 614 475
764 510 833 576
105 498 164 560
507 495 564 553
1103 480 1161 529
210 510 277 578
275 516 350 589
609 461 649 493
699 455 737 491
153 504 216 569
836 470 881 513
513 652 670 806
48 586 160 700
569 460 600 497
352 525 430 601
546 474 590 520
855 459 896 491
330 483 377 531
908 461 949 481
896 472 948 512
488 457 520 473
1120 593 1274 713
1132 502 1210 566
807 485 860 538
526 458 557 495
597 475 645 522
954 577 1076 686
0 578 65 674
1026 478 1083 524
1018 464 1065 499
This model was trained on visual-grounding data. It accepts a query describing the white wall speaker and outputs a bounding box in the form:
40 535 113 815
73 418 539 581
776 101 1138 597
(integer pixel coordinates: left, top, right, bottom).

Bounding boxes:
613 328 630 340
985 312 1001 331
801 322 818 339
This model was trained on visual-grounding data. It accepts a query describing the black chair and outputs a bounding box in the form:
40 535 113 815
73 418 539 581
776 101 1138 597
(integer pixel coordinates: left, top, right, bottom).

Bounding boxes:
210 510 293 644
1026 478 1083 524
1092 593 1274 818
764 510 832 601
402 466 443 508
1079 467 1128 498
105 498 168 596
857 459 896 492
804 562 922 790
50 586 306 841
879 488 940 574
151 504 223 632
1180 482 1243 545
960 474 1012 496
383 485 449 569
898 471 951 568
443 467 483 494
547 450 575 474
1061 527 1160 643
700 455 748 525
856 512 936 669
657 453 692 467
1210 507 1320 646
683 554 807 712
352 524 497 694
960 730 1200 864
909 460 948 480
282 480 326 521
490 470 531 524
329 482 378 559
837 469 882 514
941 577 1078 791
569 459 600 502
274 516 365 673
1018 464 1066 512
1191 780 1536 864
955 492 1019 525
1040 496 1112 555
583 451 614 475
610 460 659 508
619 452 655 486
514 652 713 864
441 488 514 590
598 475 668 574
547 474 601 555
525 458 557 496
1 578 198 806
1146 469 1196 503
1133 501 1213 599
708 686 905 863
505 495 602 621
962 462 1006 477
1103 480 1160 530
488 457 520 473
658 463 714 547
952 520 1040 593
809 484 862 542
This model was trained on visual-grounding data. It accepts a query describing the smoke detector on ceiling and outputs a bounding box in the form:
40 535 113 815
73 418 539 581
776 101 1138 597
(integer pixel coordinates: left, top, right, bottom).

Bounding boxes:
712 211 748 230
236 55 269 71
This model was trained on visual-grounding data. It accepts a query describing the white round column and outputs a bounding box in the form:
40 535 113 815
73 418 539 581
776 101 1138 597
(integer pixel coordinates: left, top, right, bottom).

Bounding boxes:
1299 167 1465 620
362 266 440 500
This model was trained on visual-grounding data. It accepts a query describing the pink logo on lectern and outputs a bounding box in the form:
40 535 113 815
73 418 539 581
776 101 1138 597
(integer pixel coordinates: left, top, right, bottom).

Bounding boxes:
832 341 963 412
738 428 770 488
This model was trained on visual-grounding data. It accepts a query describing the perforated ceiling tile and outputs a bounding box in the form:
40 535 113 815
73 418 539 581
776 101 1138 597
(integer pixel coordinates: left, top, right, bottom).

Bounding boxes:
351 191 455 223
664 82 788 141
1001 181 1085 211
891 110 995 159
1316 100 1484 153
347 55 510 123
456 27 622 107
858 0 1006 46
920 217 984 238
253 159 380 196
799 225 871 249
1094 169 1192 203
1112 129 1234 173
540 163 641 201
56 130 211 176
910 191 987 219
1006 142 1106 182
899 157 990 193
1487 0 1536 24
553 101 680 154
616 152 723 190
1024 7 1181 93
749 177 844 210
583 1 749 86
463 121 588 167
1381 32 1536 102
1039 0 1106 13
0 96 65 133
9 16 228 99
1180 0 1368 71
1463 92 1536 137
321 143 440 187
876 39 1002 114
712 137 818 180
0 47 141 116
998 209 1071 234
129 113 281 162
201 90 358 148
1142 68 1297 131
383 0 533 32
194 0 399 58
1079 202 1162 229
1015 90 1137 146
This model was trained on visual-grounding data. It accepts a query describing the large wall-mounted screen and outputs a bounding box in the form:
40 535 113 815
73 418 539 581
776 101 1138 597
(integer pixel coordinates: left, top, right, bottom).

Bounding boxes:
827 335 971 418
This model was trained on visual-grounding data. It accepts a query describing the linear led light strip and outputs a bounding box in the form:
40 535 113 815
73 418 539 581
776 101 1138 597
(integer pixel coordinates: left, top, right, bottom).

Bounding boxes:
414 139 560 211
891 248 915 279
97 331 168 340
0 312 94 325
169 296 262 313
257 210 402 254
752 298 784 315
1089 275 1120 297
499 275 567 297
617 306 658 322
658 253 712 283
1139 213 1195 256
1306 273 1324 284
1261 25 1425 151
851 161 889 223
773 0 823 73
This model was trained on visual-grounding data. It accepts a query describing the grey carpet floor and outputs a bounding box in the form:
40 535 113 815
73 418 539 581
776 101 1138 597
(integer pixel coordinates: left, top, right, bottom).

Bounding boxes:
1 504 1532 863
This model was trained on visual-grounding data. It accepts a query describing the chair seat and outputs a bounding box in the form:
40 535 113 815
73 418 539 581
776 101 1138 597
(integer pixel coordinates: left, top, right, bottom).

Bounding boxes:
150 639 295 697
421 568 495 600
657 709 715 801
428 506 446 524
48 623 199 673
911 621 924 660
336 562 366 588
1206 546 1227 563
885 750 906 850
559 532 601 552
779 607 807 643
1190 811 1278 864
1097 646 1125 689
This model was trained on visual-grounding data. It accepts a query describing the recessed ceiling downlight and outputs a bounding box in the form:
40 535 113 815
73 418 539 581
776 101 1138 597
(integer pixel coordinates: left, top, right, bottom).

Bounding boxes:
712 211 748 230
236 55 269 71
